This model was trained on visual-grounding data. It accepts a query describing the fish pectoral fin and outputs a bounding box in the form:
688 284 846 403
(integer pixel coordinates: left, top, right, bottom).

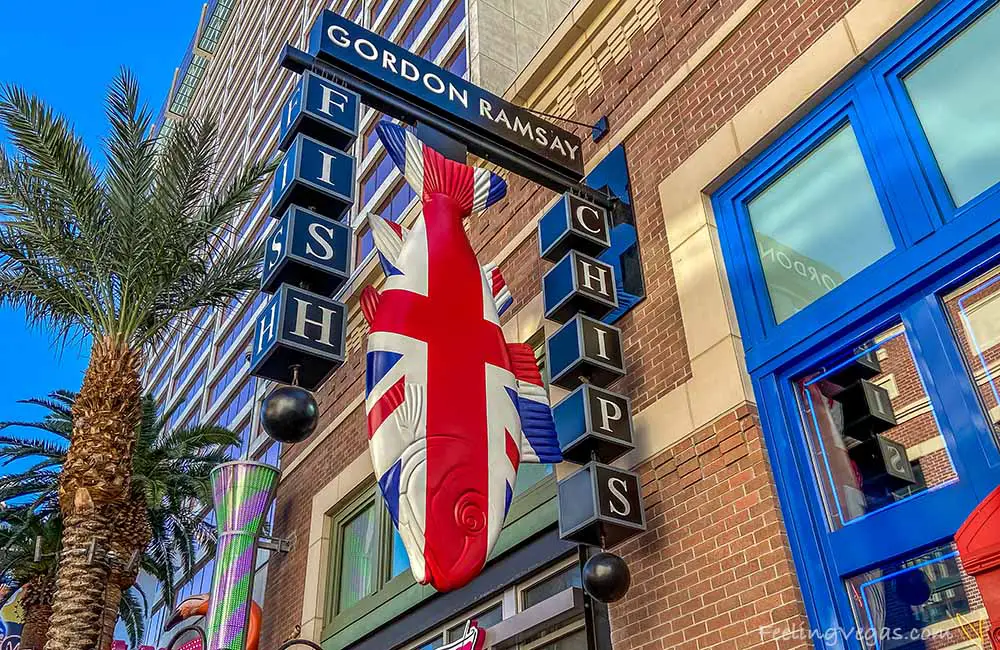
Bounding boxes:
361 285 380 327
507 343 563 464
393 382 426 443
483 262 513 317
367 211 409 277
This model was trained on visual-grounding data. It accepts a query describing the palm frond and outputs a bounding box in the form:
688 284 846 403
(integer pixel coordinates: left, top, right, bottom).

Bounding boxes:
119 586 146 648
0 69 275 350
0 386 245 613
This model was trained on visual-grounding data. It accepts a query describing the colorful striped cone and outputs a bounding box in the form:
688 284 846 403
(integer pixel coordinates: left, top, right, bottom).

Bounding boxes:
205 461 280 650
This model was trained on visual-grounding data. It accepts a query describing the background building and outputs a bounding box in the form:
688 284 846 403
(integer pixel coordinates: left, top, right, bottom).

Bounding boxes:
138 0 574 646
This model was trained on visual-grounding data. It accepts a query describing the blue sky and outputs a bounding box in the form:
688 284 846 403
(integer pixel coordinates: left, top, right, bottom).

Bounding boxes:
0 1 203 424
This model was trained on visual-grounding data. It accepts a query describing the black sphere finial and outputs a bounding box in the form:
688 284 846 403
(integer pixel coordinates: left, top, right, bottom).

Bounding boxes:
582 551 631 603
260 385 319 444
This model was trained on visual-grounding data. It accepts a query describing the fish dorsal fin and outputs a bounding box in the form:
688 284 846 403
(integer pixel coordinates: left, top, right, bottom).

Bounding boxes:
375 120 507 214
483 262 513 317
506 343 562 464
361 286 380 327
367 212 409 277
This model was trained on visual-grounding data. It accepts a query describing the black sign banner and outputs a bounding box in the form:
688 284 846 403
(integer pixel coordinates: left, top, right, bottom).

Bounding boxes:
307 10 585 180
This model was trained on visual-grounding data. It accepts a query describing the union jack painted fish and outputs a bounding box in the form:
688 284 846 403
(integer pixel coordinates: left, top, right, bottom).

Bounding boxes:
361 121 562 592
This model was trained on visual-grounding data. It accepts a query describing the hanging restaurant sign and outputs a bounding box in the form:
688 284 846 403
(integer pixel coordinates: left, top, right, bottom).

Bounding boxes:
250 78 357 393
306 10 585 181
361 122 563 593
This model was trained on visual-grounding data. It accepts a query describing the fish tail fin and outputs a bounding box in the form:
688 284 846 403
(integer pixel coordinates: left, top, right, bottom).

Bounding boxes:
507 343 562 463
375 120 507 214
361 285 380 327
483 262 513 317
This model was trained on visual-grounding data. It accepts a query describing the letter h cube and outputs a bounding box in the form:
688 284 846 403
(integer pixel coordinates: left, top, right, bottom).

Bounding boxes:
250 285 347 390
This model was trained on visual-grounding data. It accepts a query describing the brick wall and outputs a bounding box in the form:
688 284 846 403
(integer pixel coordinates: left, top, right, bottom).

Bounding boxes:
261 0 878 646
260 406 368 650
614 405 810 650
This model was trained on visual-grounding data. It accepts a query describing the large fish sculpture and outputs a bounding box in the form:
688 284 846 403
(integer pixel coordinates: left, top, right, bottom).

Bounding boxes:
361 121 563 592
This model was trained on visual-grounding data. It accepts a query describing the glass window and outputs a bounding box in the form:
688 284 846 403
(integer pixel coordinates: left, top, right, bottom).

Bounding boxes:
448 45 468 79
846 543 990 650
945 265 1000 440
399 0 436 50
390 528 409 579
417 635 444 650
528 628 587 650
903 3 1000 207
330 485 413 618
795 323 956 530
446 604 502 642
356 228 375 268
337 503 379 611
521 564 581 610
747 124 894 323
513 464 552 496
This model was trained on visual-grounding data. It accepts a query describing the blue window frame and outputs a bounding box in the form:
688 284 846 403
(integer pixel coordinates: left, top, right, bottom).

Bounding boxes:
712 1 1000 648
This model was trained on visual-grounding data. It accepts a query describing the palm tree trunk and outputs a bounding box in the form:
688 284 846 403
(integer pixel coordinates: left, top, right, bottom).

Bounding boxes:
20 601 53 650
44 508 113 650
45 340 142 650
97 582 123 650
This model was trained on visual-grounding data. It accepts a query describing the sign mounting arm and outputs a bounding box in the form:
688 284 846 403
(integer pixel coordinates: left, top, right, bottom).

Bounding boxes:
279 44 616 210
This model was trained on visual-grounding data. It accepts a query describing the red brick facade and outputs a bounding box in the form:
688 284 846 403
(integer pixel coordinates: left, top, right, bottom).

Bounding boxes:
618 405 810 650
260 0 885 649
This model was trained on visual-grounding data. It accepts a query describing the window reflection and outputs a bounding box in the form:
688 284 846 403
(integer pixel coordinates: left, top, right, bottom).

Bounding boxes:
795 324 956 529
904 3 1000 207
847 543 991 650
446 605 502 642
747 124 894 323
521 565 582 610
417 635 444 650
338 503 378 611
390 528 409 578
944 266 1000 442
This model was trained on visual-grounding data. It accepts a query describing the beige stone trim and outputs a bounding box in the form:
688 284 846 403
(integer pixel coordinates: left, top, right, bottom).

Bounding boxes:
907 435 945 462
299 452 375 641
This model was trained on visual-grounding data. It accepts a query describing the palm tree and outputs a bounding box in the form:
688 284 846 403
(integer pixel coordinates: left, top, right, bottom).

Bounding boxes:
0 504 62 649
0 502 148 650
0 69 272 650
0 390 240 649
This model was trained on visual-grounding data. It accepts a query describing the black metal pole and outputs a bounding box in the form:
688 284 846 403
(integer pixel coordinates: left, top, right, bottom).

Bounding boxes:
580 546 615 650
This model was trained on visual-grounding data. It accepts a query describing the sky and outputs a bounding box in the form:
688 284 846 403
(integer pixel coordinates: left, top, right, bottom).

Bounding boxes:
0 1 204 428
